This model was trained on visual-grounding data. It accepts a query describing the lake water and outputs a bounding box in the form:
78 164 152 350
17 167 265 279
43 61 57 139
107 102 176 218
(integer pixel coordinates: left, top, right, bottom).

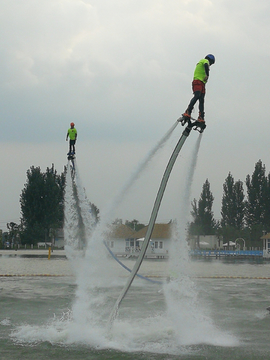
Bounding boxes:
1 256 270 360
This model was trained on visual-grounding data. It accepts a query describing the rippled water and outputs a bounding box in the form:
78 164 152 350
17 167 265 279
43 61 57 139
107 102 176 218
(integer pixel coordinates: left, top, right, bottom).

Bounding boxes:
1 257 270 360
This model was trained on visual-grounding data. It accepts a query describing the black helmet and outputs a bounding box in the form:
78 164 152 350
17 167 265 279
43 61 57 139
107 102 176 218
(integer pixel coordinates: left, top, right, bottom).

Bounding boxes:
205 54 215 65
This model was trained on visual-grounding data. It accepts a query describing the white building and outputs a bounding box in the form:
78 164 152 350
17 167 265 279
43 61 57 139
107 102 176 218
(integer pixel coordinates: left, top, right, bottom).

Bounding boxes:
261 233 270 258
104 223 136 255
105 222 173 259
53 229 64 248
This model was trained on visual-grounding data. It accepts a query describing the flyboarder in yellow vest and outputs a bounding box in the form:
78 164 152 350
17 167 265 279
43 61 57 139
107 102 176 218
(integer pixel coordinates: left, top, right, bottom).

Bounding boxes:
66 122 77 155
182 54 215 124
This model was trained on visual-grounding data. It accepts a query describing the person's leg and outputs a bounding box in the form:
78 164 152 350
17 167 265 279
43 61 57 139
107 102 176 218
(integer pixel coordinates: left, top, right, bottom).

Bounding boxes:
71 140 75 154
187 91 201 114
183 80 204 119
198 93 205 120
70 140 75 153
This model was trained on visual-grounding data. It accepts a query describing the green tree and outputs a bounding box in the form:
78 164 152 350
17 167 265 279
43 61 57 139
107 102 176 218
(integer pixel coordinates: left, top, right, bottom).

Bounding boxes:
189 179 216 236
264 172 270 227
245 160 270 245
189 199 203 237
221 173 245 230
234 180 246 230
20 165 65 244
112 218 123 226
7 222 21 245
245 160 268 240
125 219 145 232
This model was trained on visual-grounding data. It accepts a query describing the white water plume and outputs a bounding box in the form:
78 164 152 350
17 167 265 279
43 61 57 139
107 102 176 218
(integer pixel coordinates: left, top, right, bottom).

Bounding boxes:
73 159 96 239
64 125 236 348
163 134 233 345
167 134 202 273
69 122 180 331
70 217 121 331
63 162 80 259
10 132 239 352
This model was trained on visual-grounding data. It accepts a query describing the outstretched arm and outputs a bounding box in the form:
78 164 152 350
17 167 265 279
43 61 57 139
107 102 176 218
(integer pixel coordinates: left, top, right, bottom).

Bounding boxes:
204 63 209 81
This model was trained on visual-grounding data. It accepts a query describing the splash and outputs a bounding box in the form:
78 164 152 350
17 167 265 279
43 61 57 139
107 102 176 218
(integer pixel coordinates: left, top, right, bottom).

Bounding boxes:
163 134 236 346
10 127 239 353
73 159 96 239
109 124 191 323
63 162 80 258
69 122 180 333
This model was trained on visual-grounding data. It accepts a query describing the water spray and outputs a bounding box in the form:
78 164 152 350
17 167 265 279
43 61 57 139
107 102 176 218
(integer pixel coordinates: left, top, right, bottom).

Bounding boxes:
108 121 198 324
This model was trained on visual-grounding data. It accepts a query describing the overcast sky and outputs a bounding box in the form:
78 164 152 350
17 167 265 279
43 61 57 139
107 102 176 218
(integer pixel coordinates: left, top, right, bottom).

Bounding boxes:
1 0 270 232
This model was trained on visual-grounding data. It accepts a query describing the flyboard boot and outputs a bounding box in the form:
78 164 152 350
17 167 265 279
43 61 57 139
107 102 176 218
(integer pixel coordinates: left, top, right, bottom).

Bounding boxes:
193 112 206 133
178 109 191 126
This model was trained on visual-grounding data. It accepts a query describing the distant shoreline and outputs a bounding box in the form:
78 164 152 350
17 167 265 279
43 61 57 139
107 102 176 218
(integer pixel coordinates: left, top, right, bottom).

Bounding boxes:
0 249 66 258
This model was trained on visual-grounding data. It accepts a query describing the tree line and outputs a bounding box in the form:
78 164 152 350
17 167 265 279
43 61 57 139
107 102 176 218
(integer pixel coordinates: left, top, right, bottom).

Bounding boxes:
4 159 270 247
3 164 144 246
189 159 270 247
4 165 99 246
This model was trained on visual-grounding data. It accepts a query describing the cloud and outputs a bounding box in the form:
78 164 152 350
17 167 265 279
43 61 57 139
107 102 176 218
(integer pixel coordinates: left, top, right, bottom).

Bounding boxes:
1 0 270 231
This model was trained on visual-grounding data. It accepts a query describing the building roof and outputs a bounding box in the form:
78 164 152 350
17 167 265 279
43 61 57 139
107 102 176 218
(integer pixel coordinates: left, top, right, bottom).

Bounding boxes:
261 232 270 240
135 223 173 239
106 224 136 239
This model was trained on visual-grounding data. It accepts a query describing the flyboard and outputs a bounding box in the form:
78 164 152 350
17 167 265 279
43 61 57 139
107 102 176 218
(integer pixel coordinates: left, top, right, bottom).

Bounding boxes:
67 152 75 172
108 116 206 324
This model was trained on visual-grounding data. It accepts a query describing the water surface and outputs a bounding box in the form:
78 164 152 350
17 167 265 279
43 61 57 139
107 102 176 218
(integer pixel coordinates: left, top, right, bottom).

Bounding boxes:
0 258 270 359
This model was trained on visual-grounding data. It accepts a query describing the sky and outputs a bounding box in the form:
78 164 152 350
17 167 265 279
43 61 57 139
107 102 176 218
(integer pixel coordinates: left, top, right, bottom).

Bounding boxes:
1 0 270 232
